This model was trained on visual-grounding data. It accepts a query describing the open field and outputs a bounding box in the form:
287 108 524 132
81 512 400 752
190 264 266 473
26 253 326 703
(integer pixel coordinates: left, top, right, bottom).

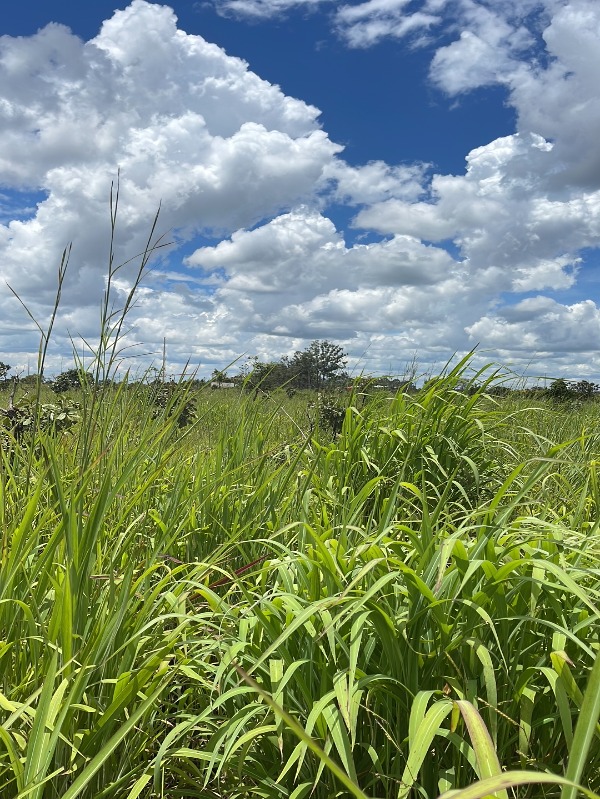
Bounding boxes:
1 365 600 798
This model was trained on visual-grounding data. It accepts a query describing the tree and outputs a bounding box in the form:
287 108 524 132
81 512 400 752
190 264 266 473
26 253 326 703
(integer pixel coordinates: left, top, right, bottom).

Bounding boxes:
0 362 11 381
290 341 348 389
245 360 292 392
547 378 570 402
51 368 86 393
570 379 599 399
211 369 228 384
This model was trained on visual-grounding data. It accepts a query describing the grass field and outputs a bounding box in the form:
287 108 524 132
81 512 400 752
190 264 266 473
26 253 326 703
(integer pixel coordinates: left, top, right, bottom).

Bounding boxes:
1 362 600 798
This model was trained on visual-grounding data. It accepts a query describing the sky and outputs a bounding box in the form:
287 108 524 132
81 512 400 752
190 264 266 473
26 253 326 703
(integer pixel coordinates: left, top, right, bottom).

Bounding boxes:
1 0 600 382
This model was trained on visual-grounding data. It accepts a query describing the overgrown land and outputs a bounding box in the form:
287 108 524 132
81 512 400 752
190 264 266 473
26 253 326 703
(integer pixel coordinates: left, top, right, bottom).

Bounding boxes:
1 356 599 799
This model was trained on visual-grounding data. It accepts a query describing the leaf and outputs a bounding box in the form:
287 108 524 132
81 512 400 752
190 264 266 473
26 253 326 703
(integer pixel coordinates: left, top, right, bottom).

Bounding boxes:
0 727 25 792
408 691 440 747
23 652 68 799
562 647 600 799
321 703 358 783
438 770 600 799
453 700 505 799
467 641 498 747
58 679 168 799
399 699 453 799
125 772 152 799
234 663 369 799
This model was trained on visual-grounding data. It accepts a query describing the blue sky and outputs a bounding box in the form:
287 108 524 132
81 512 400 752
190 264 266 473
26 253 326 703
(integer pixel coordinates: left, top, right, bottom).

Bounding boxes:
1 0 600 379
2 1 516 173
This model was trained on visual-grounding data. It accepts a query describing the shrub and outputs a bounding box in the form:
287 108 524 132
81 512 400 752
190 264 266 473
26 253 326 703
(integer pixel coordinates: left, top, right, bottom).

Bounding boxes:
149 379 196 427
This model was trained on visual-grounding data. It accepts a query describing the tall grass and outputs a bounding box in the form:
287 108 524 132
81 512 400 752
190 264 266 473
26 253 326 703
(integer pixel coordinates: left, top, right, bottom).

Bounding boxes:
2 365 599 797
1 204 600 796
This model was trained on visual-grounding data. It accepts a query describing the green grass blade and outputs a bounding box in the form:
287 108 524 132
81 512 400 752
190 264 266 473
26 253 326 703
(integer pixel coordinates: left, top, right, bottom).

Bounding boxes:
453 700 505 799
0 726 25 792
439 771 600 799
234 663 370 799
22 651 62 797
561 648 600 799
470 641 498 747
58 679 168 799
399 700 453 799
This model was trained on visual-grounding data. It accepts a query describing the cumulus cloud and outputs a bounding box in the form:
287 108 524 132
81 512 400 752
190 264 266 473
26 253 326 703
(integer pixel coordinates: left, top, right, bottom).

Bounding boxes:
321 160 429 205
184 207 472 350
187 206 456 290
467 298 600 356
0 0 342 371
342 1 600 375
2 0 600 380
356 133 598 291
172 0 600 377
510 1 600 189
428 0 543 93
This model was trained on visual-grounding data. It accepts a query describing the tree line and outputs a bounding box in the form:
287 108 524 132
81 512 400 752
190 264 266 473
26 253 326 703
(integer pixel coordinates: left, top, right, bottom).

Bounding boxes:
2 354 600 399
0 341 350 394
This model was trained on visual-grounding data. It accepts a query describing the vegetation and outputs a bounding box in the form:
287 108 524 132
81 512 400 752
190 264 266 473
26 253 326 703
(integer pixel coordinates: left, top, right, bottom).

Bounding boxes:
244 340 349 392
1 196 600 797
1 357 600 798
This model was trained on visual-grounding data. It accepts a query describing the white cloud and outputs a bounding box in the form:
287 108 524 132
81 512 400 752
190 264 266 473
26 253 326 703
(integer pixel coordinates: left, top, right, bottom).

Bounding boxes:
0 0 341 371
213 0 443 46
351 1 600 343
335 0 442 48
184 0 600 378
356 132 598 292
2 0 600 381
467 298 600 355
213 0 330 18
211 0 548 53
510 1 600 189
212 0 446 46
187 207 457 290
321 159 428 205
184 206 471 347
429 0 541 93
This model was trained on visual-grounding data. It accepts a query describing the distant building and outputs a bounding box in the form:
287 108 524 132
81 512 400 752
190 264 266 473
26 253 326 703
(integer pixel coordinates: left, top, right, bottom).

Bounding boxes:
210 381 237 389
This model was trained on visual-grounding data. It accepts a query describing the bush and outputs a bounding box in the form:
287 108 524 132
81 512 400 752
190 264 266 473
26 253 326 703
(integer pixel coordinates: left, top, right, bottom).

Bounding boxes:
149 380 196 428
1 393 80 445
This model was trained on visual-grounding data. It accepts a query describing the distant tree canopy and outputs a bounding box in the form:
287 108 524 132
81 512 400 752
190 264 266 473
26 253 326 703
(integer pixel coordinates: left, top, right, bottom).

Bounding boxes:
547 378 600 401
6 354 600 402
211 369 229 384
50 368 87 393
246 340 348 392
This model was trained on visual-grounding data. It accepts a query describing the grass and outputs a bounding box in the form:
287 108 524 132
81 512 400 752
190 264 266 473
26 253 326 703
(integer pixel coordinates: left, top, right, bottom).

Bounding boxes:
1 364 600 798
